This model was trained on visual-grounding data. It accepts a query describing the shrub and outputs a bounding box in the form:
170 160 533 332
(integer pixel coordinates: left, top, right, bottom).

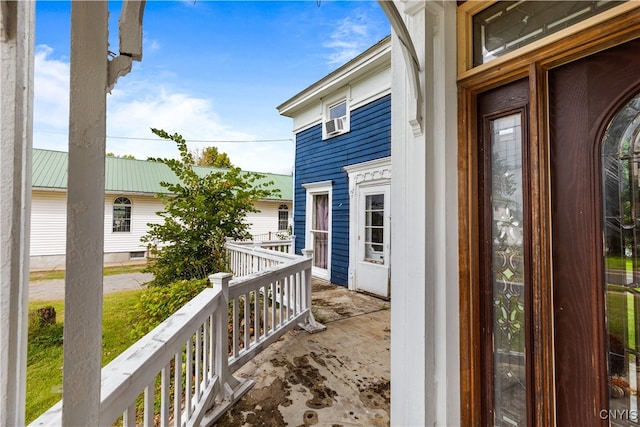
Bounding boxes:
131 277 210 339
141 129 279 287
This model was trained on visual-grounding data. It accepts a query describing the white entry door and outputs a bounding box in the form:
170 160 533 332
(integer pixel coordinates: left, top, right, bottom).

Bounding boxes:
355 185 390 297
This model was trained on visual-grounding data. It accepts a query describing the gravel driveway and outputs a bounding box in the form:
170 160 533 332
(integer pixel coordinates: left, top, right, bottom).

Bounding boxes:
29 273 153 301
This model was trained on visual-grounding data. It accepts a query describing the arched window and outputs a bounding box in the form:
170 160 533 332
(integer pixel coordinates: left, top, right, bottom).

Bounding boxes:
113 197 132 232
278 204 289 231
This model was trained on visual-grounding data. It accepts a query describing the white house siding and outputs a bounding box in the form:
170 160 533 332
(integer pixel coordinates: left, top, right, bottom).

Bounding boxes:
30 191 290 270
30 190 67 269
244 200 291 239
103 193 164 263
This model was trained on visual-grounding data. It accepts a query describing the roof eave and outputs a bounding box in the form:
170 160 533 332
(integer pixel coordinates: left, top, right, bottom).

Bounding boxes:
277 35 391 117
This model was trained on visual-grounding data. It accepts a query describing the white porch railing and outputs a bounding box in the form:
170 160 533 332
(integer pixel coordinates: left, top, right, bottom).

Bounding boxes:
229 238 293 254
247 231 291 243
30 246 324 427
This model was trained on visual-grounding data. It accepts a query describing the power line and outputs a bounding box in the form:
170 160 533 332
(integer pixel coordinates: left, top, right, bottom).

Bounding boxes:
34 129 293 144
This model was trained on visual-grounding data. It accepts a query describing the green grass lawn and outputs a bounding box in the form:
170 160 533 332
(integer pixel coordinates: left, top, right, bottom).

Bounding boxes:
26 289 143 424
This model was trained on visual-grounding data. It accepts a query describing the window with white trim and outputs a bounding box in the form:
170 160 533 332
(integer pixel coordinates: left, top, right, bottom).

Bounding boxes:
323 98 350 139
113 196 132 232
278 204 289 231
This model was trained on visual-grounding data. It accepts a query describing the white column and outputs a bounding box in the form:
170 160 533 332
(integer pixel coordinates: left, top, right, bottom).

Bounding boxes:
429 2 460 425
389 6 429 421
389 1 459 426
62 2 109 426
0 1 35 425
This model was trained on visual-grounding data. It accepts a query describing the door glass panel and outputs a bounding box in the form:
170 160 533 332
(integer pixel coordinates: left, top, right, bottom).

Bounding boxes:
472 0 621 67
490 113 527 425
312 194 329 269
602 93 640 424
364 194 384 263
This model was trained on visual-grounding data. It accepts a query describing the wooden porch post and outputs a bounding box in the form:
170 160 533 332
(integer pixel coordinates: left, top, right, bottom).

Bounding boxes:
0 1 35 425
62 2 108 425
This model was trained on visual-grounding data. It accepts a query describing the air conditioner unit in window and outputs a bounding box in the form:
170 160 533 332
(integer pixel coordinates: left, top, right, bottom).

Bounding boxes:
324 117 345 135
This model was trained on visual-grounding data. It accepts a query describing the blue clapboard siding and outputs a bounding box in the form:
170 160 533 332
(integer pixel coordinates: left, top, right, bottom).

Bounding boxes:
294 94 391 285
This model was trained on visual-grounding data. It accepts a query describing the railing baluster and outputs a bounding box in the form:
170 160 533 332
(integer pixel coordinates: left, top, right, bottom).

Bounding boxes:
195 326 202 401
174 351 182 427
233 297 239 357
286 275 292 320
293 273 299 315
123 403 135 427
202 320 209 390
144 383 154 427
210 313 217 380
209 314 214 380
186 338 193 416
278 278 283 325
254 289 260 342
270 281 279 332
161 363 170 427
244 293 250 350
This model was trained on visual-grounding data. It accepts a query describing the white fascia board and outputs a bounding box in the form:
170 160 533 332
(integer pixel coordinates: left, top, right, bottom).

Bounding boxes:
277 36 391 118
289 64 391 135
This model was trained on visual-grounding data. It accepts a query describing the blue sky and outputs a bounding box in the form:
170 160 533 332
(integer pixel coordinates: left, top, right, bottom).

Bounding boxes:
34 1 391 174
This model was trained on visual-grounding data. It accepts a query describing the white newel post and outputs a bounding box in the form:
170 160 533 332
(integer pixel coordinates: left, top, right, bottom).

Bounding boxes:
298 249 325 333
0 1 35 425
301 249 313 310
209 272 233 401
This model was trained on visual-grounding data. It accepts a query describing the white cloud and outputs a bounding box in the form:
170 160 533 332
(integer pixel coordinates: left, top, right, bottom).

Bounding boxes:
34 45 70 130
145 38 161 53
33 45 293 175
323 7 389 66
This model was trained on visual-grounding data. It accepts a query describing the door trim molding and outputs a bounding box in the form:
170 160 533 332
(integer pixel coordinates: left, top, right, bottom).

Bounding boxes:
304 181 332 281
345 157 392 292
458 11 640 426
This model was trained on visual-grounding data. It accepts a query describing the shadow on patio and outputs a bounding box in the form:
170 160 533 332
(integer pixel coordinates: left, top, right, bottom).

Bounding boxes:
217 279 391 426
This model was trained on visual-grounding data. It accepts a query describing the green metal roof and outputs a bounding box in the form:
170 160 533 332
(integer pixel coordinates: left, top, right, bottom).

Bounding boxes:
32 148 292 200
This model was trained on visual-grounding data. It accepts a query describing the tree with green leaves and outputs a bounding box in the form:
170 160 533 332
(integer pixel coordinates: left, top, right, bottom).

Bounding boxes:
142 128 279 286
107 152 136 159
191 146 234 168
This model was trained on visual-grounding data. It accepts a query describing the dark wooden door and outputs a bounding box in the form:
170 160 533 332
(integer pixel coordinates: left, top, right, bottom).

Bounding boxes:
550 38 640 426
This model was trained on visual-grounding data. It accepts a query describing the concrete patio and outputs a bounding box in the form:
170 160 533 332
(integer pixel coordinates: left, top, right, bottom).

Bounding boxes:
216 279 391 426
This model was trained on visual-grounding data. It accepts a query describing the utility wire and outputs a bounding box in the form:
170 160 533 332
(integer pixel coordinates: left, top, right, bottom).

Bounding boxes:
34 129 293 143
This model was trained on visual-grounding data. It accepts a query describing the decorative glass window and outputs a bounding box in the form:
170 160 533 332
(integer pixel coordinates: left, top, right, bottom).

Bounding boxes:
113 196 132 232
602 92 640 418
278 204 289 231
489 113 527 425
473 1 621 67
